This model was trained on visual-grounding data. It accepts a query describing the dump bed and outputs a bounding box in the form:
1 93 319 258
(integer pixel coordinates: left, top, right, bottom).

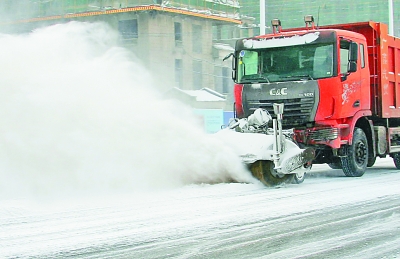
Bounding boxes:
319 21 400 118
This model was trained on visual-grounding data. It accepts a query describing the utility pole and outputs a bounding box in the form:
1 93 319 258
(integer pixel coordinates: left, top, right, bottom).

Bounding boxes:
389 0 394 36
260 0 266 35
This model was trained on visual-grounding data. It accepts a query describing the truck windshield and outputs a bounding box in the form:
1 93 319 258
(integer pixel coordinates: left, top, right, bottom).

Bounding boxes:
236 43 334 83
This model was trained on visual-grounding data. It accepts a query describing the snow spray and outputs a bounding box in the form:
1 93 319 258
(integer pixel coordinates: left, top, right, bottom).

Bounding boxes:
0 22 255 199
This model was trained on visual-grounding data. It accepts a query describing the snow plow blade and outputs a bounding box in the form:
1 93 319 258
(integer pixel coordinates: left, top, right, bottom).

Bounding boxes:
251 147 314 186
215 106 314 186
216 130 314 186
279 146 315 174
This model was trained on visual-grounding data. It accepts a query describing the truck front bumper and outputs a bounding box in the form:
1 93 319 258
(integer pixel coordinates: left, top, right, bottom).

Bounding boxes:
294 125 349 149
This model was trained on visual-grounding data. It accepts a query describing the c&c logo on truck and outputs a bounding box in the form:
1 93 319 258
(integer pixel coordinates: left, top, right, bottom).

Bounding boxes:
269 88 288 96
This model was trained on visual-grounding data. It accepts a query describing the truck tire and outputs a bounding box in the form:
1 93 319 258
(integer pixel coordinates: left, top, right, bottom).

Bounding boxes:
250 160 294 187
341 127 368 177
392 153 400 169
293 172 306 184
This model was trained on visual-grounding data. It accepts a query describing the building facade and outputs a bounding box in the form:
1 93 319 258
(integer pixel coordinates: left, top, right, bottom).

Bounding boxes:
0 0 243 107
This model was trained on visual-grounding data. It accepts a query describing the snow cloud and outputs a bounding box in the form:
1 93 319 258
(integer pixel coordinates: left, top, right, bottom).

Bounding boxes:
0 22 255 199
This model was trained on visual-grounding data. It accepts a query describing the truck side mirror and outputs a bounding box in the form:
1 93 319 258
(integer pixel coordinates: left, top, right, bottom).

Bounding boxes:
223 52 234 62
222 53 236 81
348 61 357 73
223 52 237 81
349 42 358 62
232 55 237 81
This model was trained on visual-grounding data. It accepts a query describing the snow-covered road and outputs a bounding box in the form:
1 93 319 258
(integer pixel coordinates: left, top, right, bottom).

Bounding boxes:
2 158 400 259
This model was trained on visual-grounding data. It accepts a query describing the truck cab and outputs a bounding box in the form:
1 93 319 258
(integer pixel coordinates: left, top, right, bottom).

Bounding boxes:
230 16 386 177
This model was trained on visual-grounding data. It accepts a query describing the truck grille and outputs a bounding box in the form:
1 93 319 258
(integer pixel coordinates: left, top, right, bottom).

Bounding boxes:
307 127 339 141
248 97 314 127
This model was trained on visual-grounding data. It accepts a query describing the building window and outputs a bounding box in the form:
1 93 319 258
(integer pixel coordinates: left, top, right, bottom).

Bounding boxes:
222 67 230 93
118 19 138 39
193 60 202 89
242 28 249 38
212 25 222 40
174 22 182 45
192 25 202 53
175 59 183 88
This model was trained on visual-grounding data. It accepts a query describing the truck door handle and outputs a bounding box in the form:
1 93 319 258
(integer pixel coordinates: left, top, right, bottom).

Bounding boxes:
353 100 360 107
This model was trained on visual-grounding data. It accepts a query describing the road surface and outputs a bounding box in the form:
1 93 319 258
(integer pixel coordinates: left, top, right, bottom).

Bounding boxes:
1 158 400 258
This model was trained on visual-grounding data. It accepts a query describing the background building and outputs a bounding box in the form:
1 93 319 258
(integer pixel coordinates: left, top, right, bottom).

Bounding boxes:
0 0 244 108
0 0 246 131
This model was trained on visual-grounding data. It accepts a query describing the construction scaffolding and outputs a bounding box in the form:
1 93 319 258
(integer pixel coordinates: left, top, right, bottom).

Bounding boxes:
240 0 400 37
0 0 240 23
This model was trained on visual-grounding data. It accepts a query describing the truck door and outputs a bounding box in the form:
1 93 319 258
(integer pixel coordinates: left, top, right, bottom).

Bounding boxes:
339 39 362 116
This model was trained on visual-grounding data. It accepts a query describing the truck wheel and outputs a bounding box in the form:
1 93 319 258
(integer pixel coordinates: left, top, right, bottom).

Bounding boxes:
293 172 306 184
250 160 295 187
392 153 400 169
341 127 368 177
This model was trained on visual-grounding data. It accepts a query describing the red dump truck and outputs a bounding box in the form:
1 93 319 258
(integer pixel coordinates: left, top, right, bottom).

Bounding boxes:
225 16 400 185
